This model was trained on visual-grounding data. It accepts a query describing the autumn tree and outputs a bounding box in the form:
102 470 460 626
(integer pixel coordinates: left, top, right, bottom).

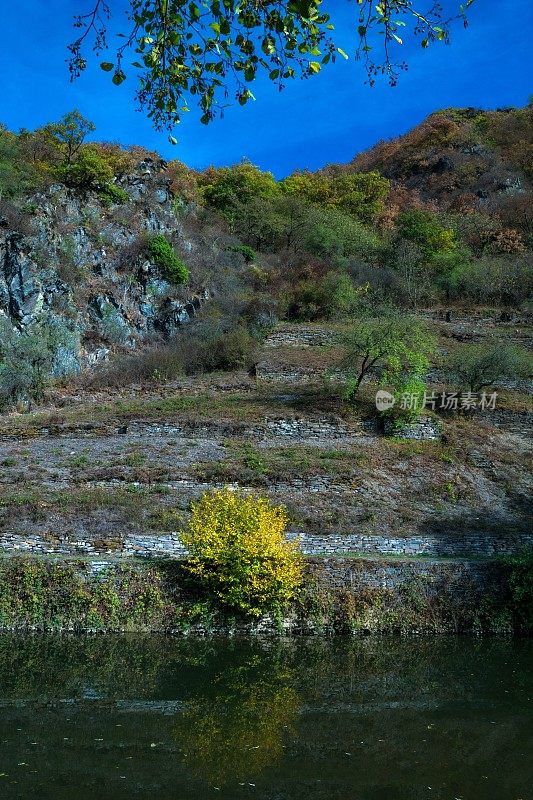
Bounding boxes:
45 110 96 163
181 488 302 617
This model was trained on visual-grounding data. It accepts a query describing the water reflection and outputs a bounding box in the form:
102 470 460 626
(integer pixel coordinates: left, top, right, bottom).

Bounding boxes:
0 635 530 800
174 649 299 785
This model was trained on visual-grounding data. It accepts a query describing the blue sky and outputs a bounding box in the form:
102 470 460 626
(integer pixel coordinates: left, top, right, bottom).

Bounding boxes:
1 0 531 176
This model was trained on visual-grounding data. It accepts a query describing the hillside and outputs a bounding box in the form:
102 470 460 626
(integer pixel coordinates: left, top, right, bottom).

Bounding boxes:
0 104 532 386
329 105 533 214
0 105 531 628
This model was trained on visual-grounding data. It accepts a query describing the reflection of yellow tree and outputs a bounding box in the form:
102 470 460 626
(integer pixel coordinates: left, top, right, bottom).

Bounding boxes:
174 655 300 786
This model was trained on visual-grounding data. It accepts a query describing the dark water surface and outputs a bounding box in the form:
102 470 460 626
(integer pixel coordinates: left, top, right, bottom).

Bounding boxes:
0 635 531 799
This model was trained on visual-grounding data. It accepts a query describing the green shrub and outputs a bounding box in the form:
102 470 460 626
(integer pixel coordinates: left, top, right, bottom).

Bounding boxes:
397 209 455 259
0 319 78 407
304 206 382 263
84 320 257 388
172 322 256 374
55 145 129 206
0 558 171 631
99 183 130 206
199 161 278 222
226 244 257 263
446 256 533 305
56 145 113 189
385 375 427 425
146 234 189 284
281 169 389 222
215 325 257 369
503 550 533 633
446 342 532 392
180 488 303 618
288 270 363 321
0 129 43 197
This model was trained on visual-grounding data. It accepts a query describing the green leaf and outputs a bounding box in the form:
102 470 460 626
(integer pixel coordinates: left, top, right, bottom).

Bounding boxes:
112 72 126 86
100 62 114 72
168 135 178 145
189 2 201 19
309 61 321 73
337 47 349 59
262 36 275 55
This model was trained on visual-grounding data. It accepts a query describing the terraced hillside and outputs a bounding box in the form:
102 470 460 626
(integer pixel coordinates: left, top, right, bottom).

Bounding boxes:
1 313 531 565
0 105 532 595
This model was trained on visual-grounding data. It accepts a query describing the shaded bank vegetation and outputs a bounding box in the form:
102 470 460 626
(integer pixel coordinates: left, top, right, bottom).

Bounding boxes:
0 549 531 636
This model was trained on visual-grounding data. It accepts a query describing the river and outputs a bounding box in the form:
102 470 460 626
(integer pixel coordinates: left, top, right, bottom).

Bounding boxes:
0 635 531 799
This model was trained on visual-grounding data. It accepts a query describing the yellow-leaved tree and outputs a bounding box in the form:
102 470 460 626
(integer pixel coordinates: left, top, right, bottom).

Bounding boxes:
180 488 302 618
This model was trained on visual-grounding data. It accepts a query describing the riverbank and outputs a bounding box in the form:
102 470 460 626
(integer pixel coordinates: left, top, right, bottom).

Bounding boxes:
1 553 530 636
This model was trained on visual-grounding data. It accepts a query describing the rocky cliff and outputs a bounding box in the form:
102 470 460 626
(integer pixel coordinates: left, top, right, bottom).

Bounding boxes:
0 156 243 377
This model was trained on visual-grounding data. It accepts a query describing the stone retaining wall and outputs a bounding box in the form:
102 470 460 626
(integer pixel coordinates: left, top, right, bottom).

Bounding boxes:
32 416 372 442
307 555 502 594
383 417 441 441
288 531 532 558
134 416 373 441
2 528 530 560
265 417 375 439
263 326 336 348
0 557 508 608
482 409 533 435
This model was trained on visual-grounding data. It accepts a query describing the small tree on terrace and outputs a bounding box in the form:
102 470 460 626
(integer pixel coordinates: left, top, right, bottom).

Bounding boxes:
340 311 435 400
447 343 531 393
393 240 428 309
